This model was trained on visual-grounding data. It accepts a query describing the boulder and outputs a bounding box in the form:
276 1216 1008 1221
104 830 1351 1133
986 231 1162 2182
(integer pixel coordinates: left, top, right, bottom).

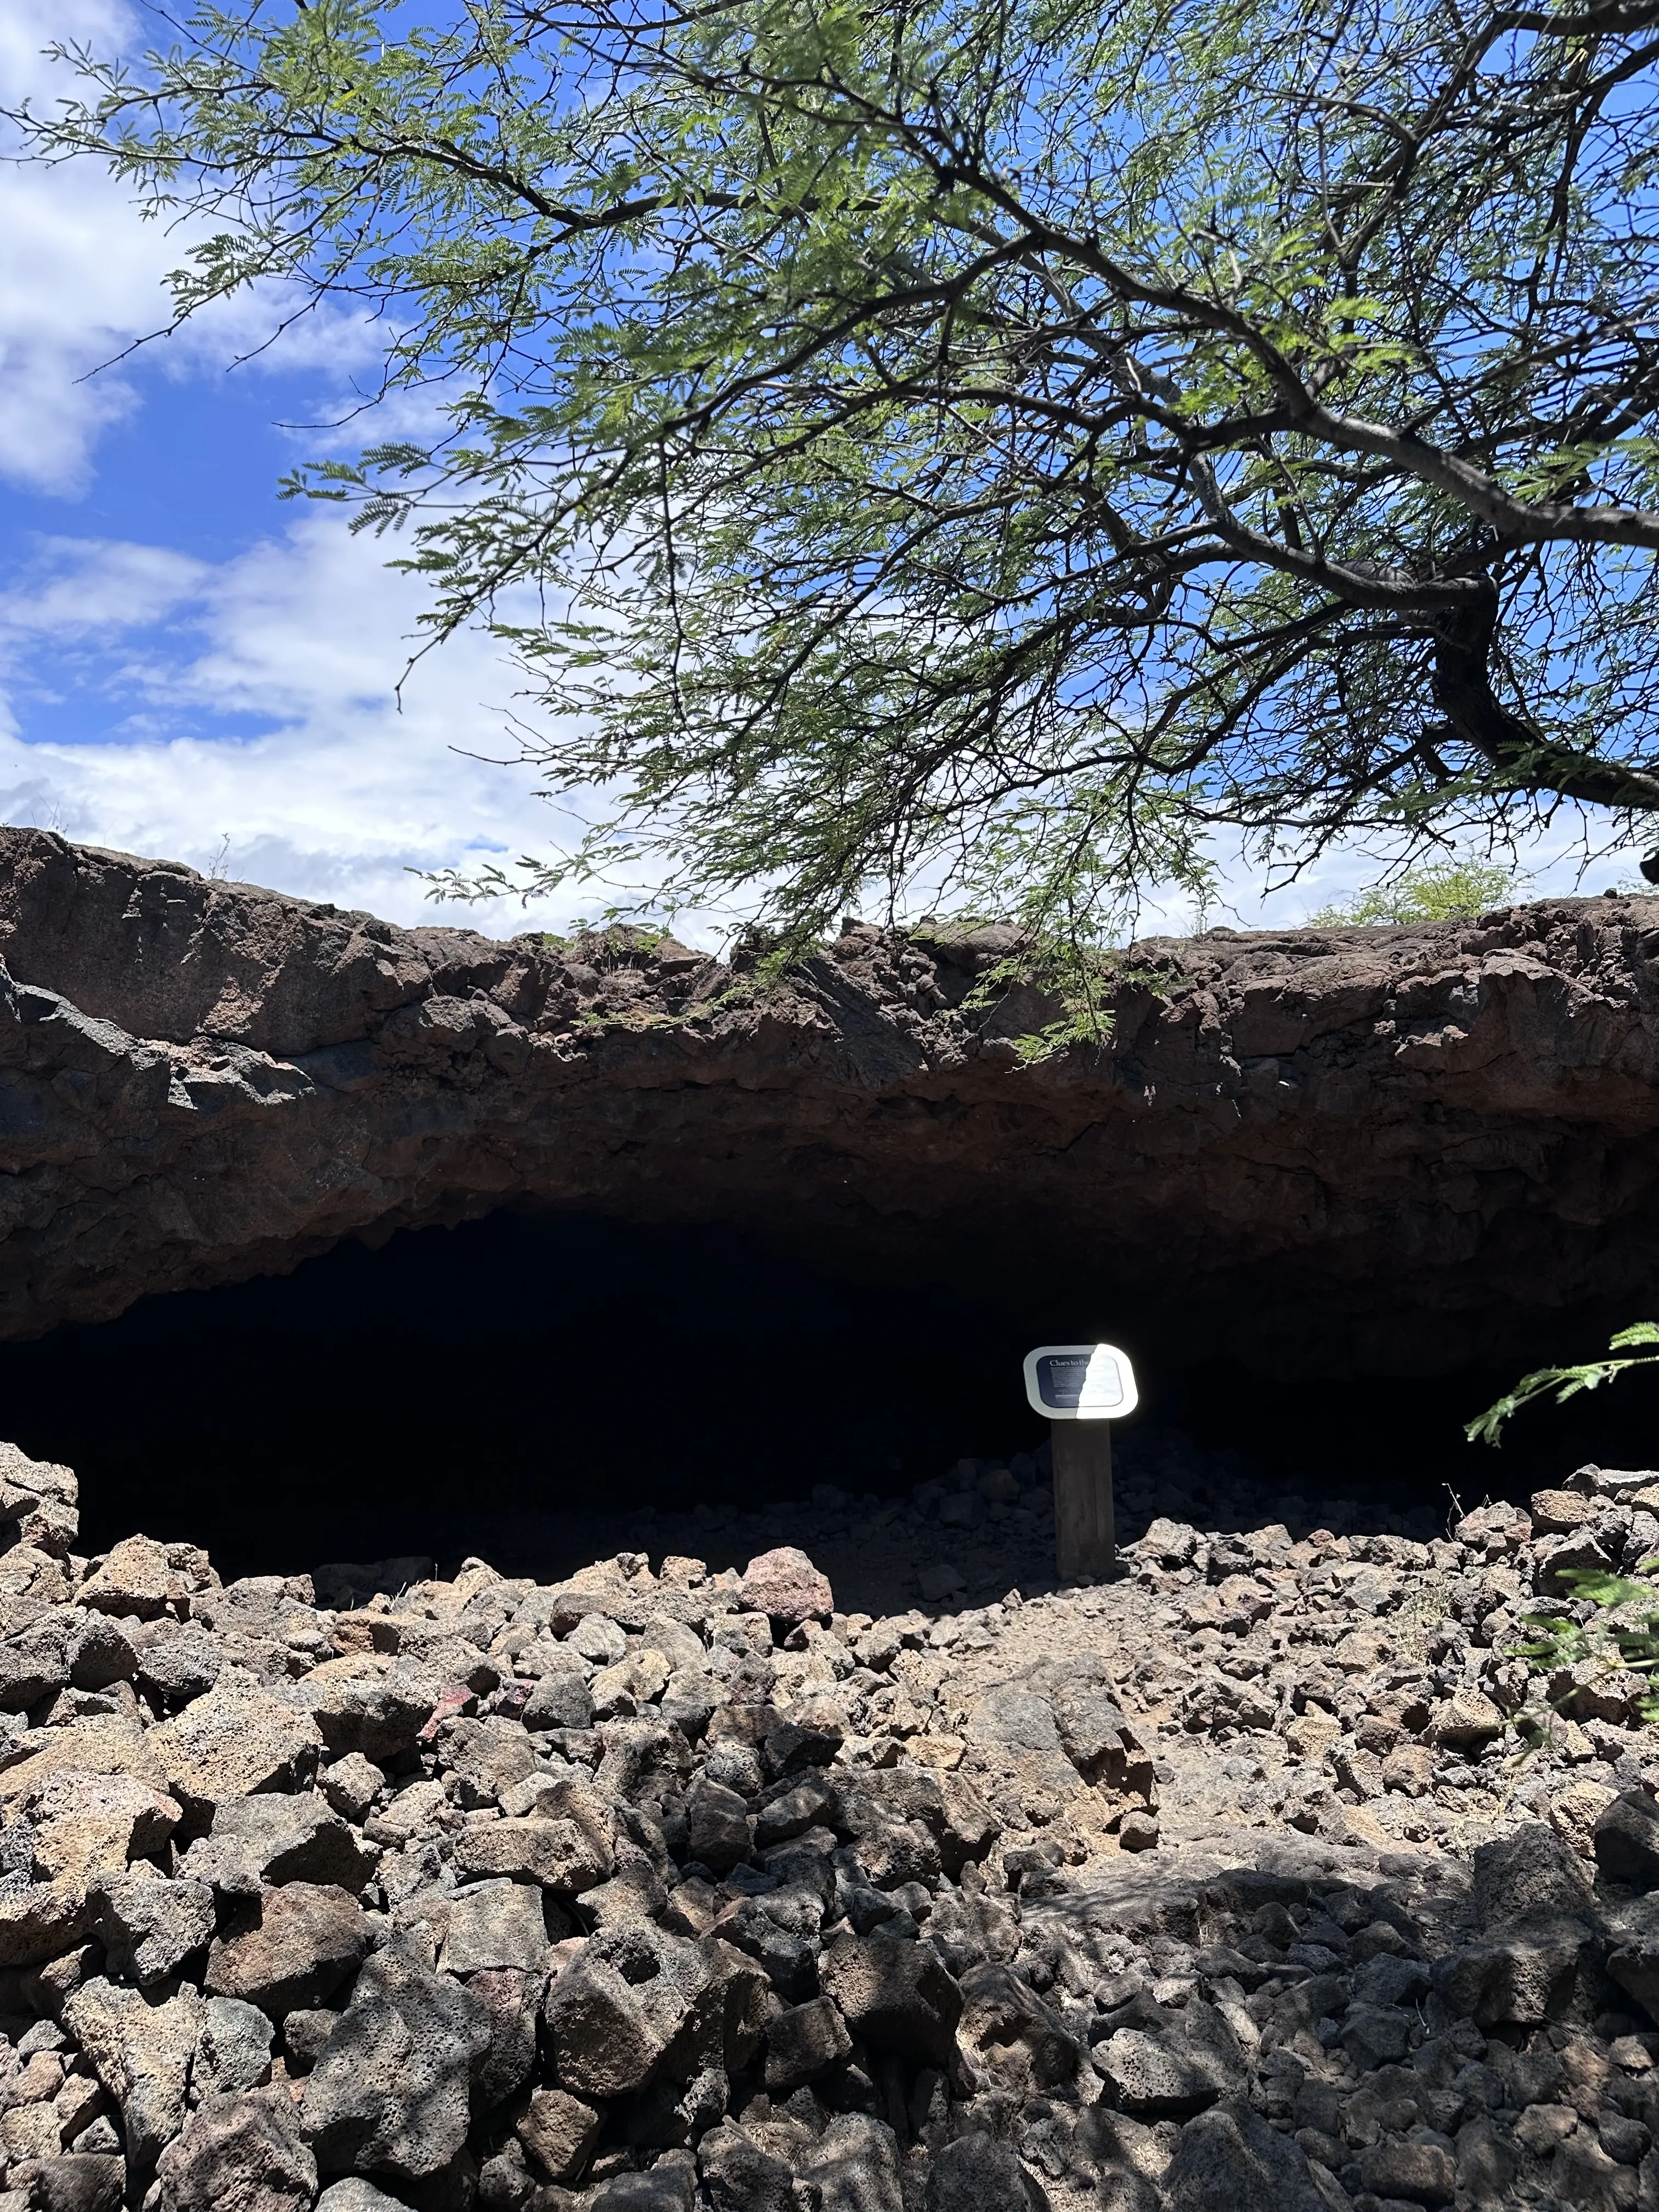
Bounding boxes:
439 1881 552 1976
289 1658 443 1762
923 2135 1046 2212
205 1883 369 2022
1161 2096 1335 2212
301 1934 493 2179
155 2094 318 2212
516 2088 601 2185
1596 1791 1659 1889
817 1936 962 2068
63 1978 202 2173
739 1551 832 1629
148 1674 324 1822
184 1796 377 1897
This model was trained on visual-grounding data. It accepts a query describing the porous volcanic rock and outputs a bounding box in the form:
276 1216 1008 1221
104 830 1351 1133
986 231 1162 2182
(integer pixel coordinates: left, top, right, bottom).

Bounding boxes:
6 828 1659 1369
5 1430 1659 2211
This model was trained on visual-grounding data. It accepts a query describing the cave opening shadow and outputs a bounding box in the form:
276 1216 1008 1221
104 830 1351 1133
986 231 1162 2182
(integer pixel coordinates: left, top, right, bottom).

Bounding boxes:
2 1209 1657 1582
0 1214 1049 1578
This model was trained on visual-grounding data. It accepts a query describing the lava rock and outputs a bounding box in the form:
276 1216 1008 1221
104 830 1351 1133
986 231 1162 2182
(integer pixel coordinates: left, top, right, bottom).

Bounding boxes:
155 2093 318 2212
301 1934 493 2179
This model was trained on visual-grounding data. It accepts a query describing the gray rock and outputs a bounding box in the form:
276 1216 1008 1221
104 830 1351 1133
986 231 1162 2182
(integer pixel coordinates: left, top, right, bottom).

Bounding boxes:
63 1979 201 2174
1094 2004 1246 2120
1604 1893 1659 2024
466 1967 541 2111
686 1779 751 1875
697 2123 795 2212
543 1953 673 2099
289 1658 443 1763
156 2093 318 2212
315 2182 404 2212
476 2141 534 2212
206 1883 369 2023
1359 2137 1456 2205
132 1624 223 1708
1338 2002 1412 2069
1595 1791 1659 1890
26 2155 125 2212
589 2150 697 2212
1434 1917 1596 2027
301 1934 493 2179
819 1935 961 2068
195 1997 276 2100
515 2089 601 2185
799 2116 905 2212
1162 2096 1333 2212
317 1758 383 1827
520 1675 593 1733
763 1996 852 2091
964 1688 1062 1756
923 2134 1046 2212
0 1621 69 1713
1350 1954 1431 2008
1471 1822 1592 1928
281 2011 338 2076
188 1797 377 1896
92 1869 216 1987
66 1616 136 1695
1455 2115 1518 2206
439 1882 551 1977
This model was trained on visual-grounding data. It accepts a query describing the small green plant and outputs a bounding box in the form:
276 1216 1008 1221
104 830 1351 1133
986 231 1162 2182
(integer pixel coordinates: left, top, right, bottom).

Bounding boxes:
1471 1322 1659 1725
1513 1575 1659 1726
1310 860 1520 929
1465 1321 1659 1447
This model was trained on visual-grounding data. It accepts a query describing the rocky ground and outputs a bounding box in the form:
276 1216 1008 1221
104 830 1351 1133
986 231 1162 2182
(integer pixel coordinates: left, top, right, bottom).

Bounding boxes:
0 1437 1657 2212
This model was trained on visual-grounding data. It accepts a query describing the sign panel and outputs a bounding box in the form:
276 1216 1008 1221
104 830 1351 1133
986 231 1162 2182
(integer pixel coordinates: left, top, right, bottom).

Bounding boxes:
1023 1342 1138 1422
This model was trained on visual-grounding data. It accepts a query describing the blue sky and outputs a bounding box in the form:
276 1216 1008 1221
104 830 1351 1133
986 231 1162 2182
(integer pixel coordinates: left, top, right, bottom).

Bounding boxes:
0 0 1638 938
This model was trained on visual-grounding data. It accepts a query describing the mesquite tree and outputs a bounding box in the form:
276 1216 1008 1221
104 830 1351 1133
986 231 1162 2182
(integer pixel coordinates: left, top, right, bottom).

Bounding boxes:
19 0 1659 951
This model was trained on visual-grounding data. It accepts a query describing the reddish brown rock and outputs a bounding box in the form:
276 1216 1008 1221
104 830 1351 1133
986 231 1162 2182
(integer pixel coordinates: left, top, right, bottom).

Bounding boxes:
740 1548 834 1628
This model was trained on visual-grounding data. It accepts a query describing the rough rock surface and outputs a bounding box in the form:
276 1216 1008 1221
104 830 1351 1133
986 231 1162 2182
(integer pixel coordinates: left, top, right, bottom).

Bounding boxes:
0 1440 1657 2209
8 831 1659 1369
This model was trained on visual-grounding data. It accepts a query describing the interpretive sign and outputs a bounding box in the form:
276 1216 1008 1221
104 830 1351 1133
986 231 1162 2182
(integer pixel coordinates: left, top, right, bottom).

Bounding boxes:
1023 1342 1138 1422
1024 1341 1138 1582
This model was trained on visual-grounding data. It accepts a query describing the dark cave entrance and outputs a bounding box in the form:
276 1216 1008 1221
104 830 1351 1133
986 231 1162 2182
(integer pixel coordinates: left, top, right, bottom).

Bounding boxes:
1 1210 1656 1578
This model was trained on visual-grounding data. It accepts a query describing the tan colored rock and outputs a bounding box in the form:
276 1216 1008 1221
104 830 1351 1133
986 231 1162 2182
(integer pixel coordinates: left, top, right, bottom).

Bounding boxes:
1285 1712 1341 1762
1549 1780 1620 1861
516 2089 601 2184
454 1815 610 1894
78 1537 213 1622
1428 1687 1505 1748
148 1671 324 1820
205 1883 368 2022
64 1977 202 2171
1529 1489 1598 1535
1381 1742 1436 1799
0 1717 167 1803
0 1443 78 1558
0 1872 92 1969
28 1769 180 1884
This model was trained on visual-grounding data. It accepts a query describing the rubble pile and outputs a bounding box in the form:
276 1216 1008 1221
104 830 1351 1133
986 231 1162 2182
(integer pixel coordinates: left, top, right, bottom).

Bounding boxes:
2 1442 1659 2211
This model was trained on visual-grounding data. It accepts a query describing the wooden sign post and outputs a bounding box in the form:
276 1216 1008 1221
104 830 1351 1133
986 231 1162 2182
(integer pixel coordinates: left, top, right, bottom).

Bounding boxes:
1023 1344 1138 1581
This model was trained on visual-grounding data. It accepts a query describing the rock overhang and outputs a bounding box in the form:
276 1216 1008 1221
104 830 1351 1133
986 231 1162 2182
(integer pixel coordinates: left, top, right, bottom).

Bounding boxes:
2 826 1659 1375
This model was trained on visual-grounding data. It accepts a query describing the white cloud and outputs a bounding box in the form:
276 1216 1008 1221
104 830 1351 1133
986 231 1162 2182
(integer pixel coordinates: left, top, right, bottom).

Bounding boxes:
0 0 386 495
0 512 679 935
